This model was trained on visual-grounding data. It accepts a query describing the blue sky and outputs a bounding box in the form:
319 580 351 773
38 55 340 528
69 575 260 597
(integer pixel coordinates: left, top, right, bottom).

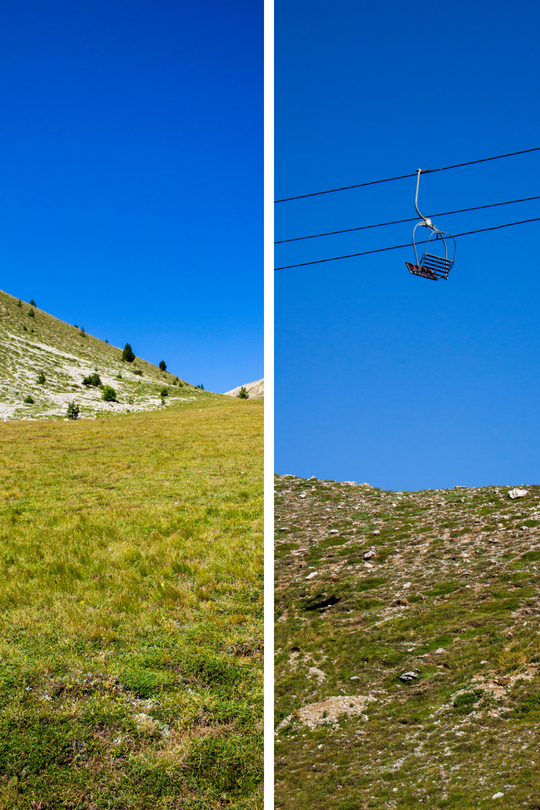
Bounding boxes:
0 0 262 393
275 0 540 490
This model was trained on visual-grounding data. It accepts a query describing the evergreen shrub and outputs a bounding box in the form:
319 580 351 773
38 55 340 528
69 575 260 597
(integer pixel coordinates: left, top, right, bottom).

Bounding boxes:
102 386 117 402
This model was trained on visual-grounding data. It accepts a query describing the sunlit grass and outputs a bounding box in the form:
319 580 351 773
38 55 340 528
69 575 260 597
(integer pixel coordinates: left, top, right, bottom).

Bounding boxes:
0 396 263 808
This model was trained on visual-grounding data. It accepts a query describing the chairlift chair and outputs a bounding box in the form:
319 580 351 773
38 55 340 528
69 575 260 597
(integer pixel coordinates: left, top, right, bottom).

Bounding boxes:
406 169 456 281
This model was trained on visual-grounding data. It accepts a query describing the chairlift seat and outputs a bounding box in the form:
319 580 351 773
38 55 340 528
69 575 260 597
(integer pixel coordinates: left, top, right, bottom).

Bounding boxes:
406 252 453 281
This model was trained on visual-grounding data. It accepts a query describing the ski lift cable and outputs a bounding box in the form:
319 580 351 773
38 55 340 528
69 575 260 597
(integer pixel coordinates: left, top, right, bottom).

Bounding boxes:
273 216 540 270
274 146 540 203
274 194 540 244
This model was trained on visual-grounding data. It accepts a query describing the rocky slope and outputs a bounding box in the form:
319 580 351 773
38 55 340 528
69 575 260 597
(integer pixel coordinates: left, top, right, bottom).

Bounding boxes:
224 378 264 399
0 289 206 420
275 475 540 810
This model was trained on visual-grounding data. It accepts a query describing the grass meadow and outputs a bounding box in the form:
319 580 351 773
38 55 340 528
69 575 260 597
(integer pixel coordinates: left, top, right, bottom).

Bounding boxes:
0 396 263 808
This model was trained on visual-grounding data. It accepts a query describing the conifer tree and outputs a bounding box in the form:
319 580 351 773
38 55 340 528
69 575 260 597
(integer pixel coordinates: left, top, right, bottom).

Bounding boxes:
122 343 135 362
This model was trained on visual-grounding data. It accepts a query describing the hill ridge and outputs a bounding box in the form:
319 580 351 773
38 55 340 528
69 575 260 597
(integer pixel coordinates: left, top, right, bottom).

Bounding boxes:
0 288 206 420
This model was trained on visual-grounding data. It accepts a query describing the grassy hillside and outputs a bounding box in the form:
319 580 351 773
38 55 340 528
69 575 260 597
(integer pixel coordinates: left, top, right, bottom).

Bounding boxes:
0 289 204 420
0 396 263 808
275 475 540 809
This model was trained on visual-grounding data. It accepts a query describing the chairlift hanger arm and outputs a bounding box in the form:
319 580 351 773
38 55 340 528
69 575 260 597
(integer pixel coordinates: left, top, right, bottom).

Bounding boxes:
414 169 433 227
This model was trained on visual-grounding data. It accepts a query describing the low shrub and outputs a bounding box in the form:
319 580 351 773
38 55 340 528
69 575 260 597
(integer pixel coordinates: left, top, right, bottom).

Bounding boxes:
17 299 22 307
37 372 46 384
160 388 168 397
23 395 34 404
82 373 102 387
102 386 117 402
132 368 143 376
28 308 35 318
237 386 249 399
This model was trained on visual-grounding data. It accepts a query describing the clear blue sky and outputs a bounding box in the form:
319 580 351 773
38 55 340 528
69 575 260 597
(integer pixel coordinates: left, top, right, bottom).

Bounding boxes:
275 0 540 491
0 0 262 393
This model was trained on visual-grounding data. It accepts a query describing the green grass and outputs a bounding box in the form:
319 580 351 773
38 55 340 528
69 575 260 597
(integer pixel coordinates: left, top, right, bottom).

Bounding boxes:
0 396 263 808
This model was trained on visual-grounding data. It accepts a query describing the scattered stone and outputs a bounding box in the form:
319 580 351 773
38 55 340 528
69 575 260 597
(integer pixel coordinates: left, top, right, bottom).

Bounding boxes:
508 488 528 499
435 648 446 654
492 793 504 799
279 527 290 531
344 481 357 486
399 671 419 682
133 713 159 734
455 485 468 490
372 529 380 535
305 571 318 580
307 667 326 684
276 694 377 731
363 549 375 560
350 676 360 680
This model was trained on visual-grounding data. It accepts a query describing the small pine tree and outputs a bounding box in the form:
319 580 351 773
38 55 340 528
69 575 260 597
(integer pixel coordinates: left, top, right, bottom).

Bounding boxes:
30 299 36 307
28 308 35 318
23 395 34 404
17 299 22 307
37 371 46 384
160 387 169 397
159 360 167 371
237 386 249 399
80 326 85 337
122 343 135 362
67 401 80 420
102 385 117 402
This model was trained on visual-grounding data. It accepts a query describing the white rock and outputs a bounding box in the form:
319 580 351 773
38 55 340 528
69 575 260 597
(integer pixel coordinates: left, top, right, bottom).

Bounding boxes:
372 529 380 535
492 793 504 799
435 648 445 654
305 571 318 580
508 488 528 499
363 549 375 560
399 671 419 682
350 676 360 680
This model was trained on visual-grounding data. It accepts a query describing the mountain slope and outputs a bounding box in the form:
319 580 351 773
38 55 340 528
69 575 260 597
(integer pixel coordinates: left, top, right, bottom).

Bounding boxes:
275 475 540 809
225 379 264 399
0 289 206 419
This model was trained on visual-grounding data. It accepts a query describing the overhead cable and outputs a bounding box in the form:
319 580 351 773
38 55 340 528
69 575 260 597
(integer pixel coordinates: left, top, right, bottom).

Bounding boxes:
275 194 540 244
274 146 540 203
273 216 540 271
